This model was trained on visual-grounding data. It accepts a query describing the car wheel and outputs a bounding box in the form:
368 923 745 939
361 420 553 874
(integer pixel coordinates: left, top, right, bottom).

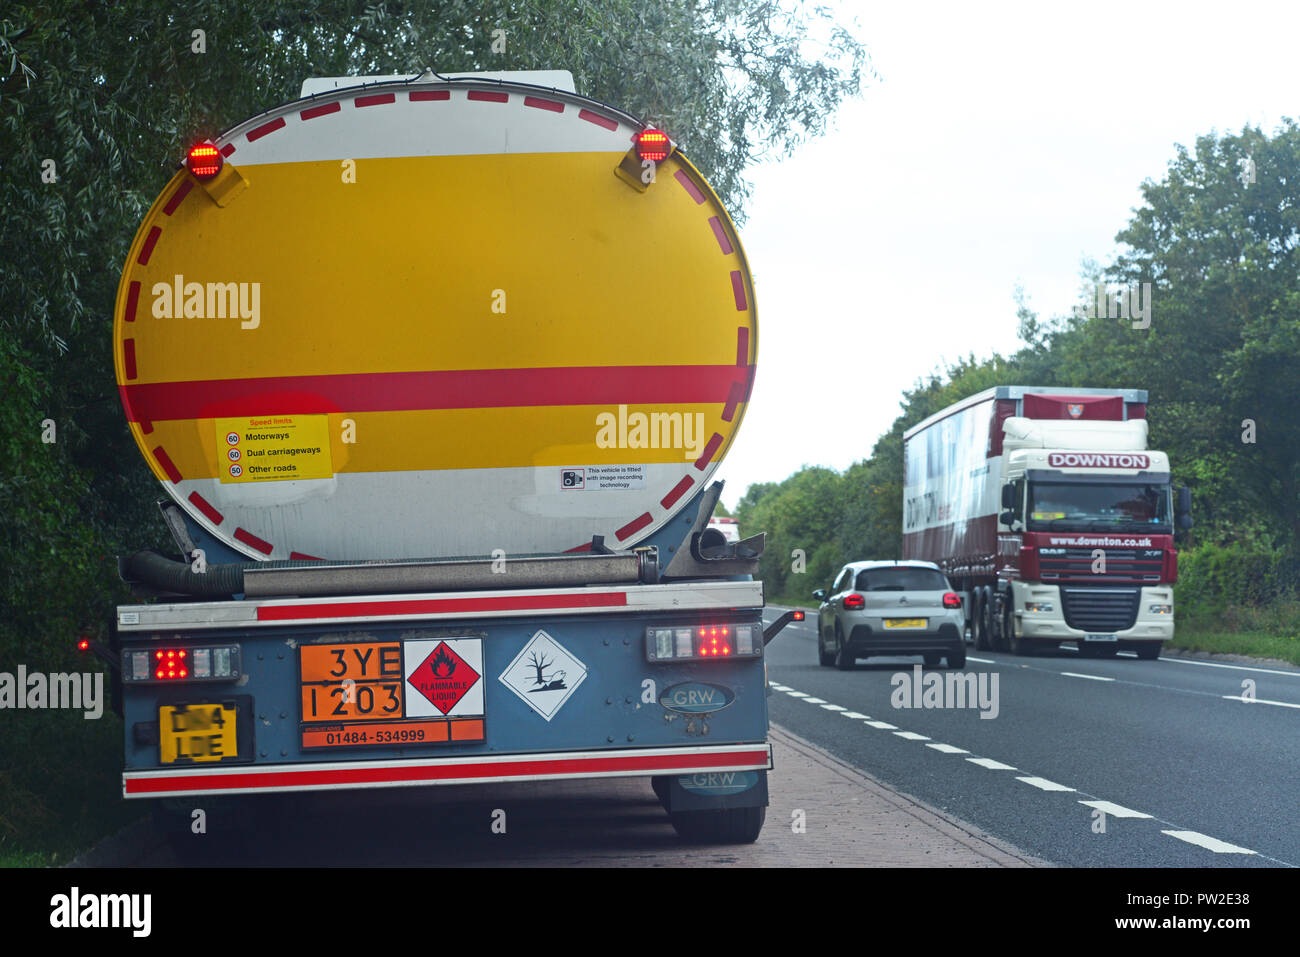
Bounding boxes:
834 624 854 670
947 646 966 669
972 592 991 650
1135 643 1161 660
818 626 835 666
923 653 942 667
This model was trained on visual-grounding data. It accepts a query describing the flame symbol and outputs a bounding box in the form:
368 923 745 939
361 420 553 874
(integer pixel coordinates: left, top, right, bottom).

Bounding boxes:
431 645 456 678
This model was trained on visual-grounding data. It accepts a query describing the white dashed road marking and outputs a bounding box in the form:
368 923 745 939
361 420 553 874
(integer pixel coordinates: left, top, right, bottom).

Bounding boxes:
840 711 870 719
1078 800 1152 819
1162 830 1258 854
803 697 828 704
1221 694 1300 710
967 757 1017 770
967 657 996 664
1060 672 1115 682
864 720 898 730
926 743 970 754
820 703 846 711
893 731 930 741
1016 776 1075 792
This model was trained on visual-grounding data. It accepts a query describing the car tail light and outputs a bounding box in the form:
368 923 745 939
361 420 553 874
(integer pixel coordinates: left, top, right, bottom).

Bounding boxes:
943 592 962 608
187 142 223 180
635 128 671 162
645 622 761 660
122 644 241 683
843 593 865 610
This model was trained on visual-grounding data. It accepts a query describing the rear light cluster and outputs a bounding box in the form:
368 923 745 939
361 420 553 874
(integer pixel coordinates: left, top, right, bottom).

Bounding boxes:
187 142 223 179
645 623 761 661
634 128 671 162
843 593 865 610
122 644 241 683
943 592 962 609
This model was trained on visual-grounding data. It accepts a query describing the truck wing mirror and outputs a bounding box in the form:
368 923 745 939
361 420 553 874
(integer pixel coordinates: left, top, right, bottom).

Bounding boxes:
1001 484 1015 509
1177 512 1193 531
1176 486 1192 514
812 589 827 601
999 510 1016 527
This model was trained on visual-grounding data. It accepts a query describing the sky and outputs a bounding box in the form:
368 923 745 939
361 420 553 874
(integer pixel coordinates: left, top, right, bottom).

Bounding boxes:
712 0 1299 511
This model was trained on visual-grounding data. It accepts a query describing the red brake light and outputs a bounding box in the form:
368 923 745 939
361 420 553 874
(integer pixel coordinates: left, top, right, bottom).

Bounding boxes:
943 592 962 608
635 128 671 162
187 142 223 180
844 593 865 610
153 648 191 679
77 638 90 651
793 610 805 620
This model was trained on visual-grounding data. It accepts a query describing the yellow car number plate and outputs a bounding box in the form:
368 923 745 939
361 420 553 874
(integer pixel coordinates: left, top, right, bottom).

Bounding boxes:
159 703 238 763
884 618 927 629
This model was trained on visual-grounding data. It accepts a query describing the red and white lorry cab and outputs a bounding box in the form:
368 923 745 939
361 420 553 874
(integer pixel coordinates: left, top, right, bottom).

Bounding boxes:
96 70 799 844
902 386 1192 659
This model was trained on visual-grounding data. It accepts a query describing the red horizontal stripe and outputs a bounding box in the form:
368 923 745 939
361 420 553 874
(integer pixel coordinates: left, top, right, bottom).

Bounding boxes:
578 109 617 131
153 446 183 483
409 90 450 102
235 526 274 555
660 475 694 509
301 101 341 120
247 117 286 141
694 432 723 470
137 226 161 265
123 748 770 795
188 491 223 525
120 364 752 422
355 93 396 108
615 512 654 541
524 96 564 113
468 90 508 103
124 281 141 322
122 338 137 380
163 180 194 216
708 216 733 254
674 170 705 204
258 590 628 622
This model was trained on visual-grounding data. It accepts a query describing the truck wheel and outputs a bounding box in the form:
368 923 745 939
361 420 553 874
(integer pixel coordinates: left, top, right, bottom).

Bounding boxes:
834 625 854 670
818 628 835 666
923 653 942 667
669 806 766 844
991 594 1011 652
972 593 991 650
651 775 670 804
1135 643 1161 660
947 646 966 669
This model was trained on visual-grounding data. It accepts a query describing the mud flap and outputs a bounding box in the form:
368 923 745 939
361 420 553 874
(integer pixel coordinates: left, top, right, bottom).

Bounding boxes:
657 768 768 812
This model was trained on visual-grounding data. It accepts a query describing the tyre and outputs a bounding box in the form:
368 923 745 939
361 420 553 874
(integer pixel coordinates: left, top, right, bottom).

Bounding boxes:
972 592 991 650
669 805 766 844
1008 607 1035 656
651 775 670 804
947 646 966 669
834 624 854 670
990 593 1011 652
818 627 835 666
923 653 942 667
1135 643 1161 660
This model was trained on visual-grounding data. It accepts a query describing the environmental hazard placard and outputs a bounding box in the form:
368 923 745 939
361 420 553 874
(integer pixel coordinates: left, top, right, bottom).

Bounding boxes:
216 414 333 483
404 638 484 717
499 631 587 721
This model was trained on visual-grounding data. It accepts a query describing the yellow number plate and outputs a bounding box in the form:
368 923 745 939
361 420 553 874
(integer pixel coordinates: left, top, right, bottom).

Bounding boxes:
159 704 238 763
884 618 927 629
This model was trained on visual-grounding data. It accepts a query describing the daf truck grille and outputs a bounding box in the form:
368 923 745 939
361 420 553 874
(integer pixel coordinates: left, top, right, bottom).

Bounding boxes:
1038 547 1164 583
1060 587 1140 632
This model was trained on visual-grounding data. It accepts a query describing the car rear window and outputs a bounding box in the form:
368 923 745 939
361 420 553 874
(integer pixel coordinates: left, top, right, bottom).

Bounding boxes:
855 567 949 591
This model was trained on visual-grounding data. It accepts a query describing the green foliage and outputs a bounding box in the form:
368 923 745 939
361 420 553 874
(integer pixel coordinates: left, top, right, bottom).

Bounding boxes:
1175 541 1298 618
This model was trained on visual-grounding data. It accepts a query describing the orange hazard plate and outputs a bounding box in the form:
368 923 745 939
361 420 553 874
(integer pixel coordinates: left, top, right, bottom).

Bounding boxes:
302 718 485 750
300 641 404 722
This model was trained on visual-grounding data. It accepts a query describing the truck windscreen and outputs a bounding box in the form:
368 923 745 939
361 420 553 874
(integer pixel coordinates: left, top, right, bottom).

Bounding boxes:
1026 482 1172 531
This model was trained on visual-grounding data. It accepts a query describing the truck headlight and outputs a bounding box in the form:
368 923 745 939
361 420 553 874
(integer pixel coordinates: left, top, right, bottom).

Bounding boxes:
1148 604 1172 615
1024 602 1053 613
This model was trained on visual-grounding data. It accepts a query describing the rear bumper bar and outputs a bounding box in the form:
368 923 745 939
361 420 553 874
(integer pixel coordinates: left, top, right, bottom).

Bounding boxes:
123 743 773 799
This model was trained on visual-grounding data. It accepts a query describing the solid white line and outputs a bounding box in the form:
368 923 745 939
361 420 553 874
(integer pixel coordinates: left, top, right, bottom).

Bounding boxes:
967 656 996 663
1060 671 1115 682
840 711 870 719
926 743 970 754
1078 800 1152 819
864 720 898 730
803 697 828 704
1222 694 1300 709
1162 830 1258 854
1161 657 1300 679
967 757 1017 770
1017 776 1075 792
893 731 930 741
820 703 846 711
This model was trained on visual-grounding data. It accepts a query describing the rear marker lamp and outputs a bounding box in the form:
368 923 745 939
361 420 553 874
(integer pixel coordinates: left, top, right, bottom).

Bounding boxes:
123 644 241 683
646 623 761 661
843 593 865 610
942 592 962 609
187 142 223 180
